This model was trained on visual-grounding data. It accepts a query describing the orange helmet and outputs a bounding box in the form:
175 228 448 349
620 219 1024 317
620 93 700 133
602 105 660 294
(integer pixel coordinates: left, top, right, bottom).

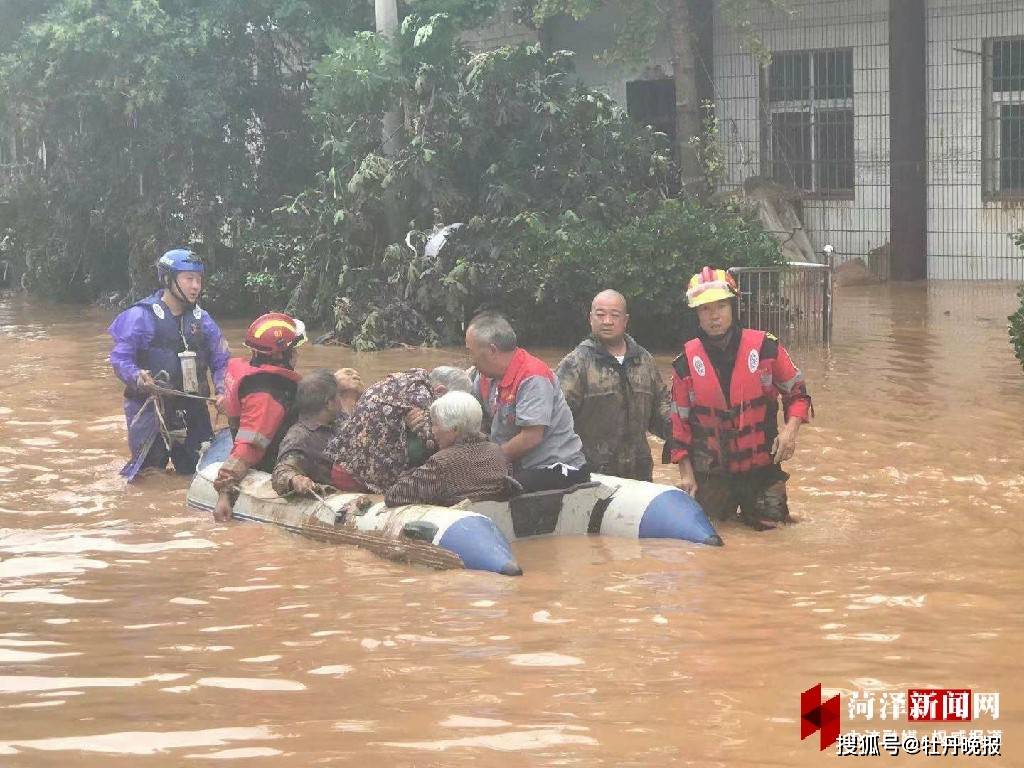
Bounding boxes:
244 312 307 356
686 266 739 308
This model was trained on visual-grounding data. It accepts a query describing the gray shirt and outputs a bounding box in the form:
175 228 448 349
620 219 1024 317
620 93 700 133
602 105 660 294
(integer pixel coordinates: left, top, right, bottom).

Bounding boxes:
474 348 586 472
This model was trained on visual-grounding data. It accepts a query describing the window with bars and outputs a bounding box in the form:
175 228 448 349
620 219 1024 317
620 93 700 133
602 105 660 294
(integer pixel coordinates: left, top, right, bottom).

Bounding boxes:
626 78 677 150
984 38 1024 197
763 49 854 197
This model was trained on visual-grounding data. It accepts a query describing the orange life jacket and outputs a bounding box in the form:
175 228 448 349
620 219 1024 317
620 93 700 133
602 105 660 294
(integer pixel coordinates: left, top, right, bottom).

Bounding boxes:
222 357 301 419
683 329 777 474
222 357 301 471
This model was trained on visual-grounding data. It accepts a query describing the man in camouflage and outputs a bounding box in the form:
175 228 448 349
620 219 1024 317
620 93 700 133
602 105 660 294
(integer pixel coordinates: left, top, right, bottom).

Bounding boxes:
556 289 671 481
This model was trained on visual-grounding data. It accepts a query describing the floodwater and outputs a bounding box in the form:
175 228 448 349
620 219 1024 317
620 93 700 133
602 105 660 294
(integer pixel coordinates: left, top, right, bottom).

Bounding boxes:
0 282 1021 766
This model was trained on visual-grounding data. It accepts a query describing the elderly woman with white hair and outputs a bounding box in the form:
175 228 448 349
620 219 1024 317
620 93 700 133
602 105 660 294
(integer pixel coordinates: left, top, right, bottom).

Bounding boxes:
385 391 511 507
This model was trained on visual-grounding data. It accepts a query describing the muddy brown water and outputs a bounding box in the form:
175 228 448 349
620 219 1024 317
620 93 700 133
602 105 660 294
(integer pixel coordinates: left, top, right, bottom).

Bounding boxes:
0 283 1021 766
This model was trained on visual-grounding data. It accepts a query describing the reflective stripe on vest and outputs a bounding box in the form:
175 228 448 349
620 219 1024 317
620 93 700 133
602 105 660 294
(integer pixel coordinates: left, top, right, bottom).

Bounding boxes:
683 329 775 473
234 428 271 450
670 401 690 419
776 370 804 393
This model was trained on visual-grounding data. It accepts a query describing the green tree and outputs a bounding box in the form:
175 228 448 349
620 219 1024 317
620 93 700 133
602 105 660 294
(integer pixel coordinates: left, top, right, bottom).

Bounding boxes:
278 14 781 349
0 0 368 301
1010 233 1024 371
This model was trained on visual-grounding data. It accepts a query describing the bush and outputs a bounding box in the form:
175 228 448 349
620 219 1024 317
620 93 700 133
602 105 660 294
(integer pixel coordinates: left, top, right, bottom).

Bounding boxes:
281 19 783 349
1010 285 1024 371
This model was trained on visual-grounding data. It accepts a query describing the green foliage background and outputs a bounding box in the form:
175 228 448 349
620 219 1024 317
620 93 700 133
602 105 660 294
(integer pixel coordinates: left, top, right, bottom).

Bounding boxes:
0 0 783 349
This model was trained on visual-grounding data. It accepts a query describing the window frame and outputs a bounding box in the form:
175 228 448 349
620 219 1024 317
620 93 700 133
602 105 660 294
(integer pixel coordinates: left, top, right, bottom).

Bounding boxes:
983 36 1024 200
761 47 856 200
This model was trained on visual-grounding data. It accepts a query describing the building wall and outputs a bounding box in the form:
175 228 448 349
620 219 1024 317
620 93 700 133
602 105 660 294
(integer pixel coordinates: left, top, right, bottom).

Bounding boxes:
712 0 891 268
472 1 1024 280
461 8 537 52
541 8 675 105
926 0 1024 279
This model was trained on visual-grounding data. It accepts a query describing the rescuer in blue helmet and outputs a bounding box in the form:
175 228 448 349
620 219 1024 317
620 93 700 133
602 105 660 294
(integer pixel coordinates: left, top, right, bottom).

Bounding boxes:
108 248 231 479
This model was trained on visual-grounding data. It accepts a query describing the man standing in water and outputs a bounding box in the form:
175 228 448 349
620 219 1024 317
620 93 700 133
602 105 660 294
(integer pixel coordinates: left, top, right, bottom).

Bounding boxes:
556 289 671 480
668 267 812 530
108 249 230 477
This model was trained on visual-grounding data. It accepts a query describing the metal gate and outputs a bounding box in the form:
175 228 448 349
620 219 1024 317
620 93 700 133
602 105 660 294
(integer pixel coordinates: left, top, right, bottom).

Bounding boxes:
711 0 1024 281
729 262 833 346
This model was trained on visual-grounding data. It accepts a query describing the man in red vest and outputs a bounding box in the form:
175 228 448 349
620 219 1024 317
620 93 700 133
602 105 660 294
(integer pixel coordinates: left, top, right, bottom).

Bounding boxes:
668 267 812 530
213 312 305 521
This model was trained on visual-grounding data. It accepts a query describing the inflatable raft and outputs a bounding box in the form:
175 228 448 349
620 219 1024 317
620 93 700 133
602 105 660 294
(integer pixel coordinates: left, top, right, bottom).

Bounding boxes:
187 431 721 576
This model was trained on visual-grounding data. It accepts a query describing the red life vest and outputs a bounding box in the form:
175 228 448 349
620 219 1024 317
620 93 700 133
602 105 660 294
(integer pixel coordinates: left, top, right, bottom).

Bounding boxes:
684 329 777 474
476 349 554 412
221 357 302 471
222 357 301 419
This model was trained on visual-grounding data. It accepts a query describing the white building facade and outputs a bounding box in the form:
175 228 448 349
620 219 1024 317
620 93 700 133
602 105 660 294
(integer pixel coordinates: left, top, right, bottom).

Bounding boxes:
473 0 1024 280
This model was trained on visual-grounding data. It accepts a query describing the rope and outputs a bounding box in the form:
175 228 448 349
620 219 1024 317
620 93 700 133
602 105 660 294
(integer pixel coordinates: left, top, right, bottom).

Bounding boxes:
148 384 217 403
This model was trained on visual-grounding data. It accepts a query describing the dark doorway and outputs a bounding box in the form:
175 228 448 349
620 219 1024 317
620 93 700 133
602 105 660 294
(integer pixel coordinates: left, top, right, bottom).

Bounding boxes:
627 78 677 149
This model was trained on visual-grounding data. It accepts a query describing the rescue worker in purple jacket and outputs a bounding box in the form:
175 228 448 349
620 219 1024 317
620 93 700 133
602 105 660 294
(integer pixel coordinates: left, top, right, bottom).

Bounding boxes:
108 249 230 476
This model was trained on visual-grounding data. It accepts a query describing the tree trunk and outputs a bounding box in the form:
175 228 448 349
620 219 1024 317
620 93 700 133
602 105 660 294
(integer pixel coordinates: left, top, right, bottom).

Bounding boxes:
668 0 701 192
375 0 402 156
668 0 714 196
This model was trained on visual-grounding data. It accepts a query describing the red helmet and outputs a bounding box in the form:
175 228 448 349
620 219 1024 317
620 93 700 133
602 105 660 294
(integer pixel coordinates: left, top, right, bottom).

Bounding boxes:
244 312 307 356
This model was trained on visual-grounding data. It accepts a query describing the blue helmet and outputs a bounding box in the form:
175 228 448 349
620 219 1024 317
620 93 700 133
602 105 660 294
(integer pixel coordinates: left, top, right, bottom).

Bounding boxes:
156 249 204 306
156 249 204 283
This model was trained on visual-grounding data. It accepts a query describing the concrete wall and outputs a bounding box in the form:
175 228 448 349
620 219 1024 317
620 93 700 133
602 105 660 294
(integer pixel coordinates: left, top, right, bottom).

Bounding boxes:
461 8 537 51
712 0 891 267
926 0 1024 279
541 8 675 105
471 0 1024 280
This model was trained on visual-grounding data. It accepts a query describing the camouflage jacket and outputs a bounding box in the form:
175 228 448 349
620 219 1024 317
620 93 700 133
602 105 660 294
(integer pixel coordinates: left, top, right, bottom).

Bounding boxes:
555 335 670 481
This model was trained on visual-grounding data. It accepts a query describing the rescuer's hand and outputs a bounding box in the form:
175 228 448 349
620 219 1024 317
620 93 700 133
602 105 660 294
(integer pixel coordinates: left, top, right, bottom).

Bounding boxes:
676 458 698 496
290 475 315 495
136 370 157 394
214 393 227 414
213 491 234 522
772 419 801 464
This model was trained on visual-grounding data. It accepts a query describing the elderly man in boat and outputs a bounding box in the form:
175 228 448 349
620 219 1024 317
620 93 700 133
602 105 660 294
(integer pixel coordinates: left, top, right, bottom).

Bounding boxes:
325 366 474 492
271 368 364 497
385 391 511 507
465 312 589 492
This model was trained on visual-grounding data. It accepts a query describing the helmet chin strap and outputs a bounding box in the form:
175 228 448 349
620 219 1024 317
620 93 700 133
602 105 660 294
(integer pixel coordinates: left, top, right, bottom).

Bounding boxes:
166 273 197 308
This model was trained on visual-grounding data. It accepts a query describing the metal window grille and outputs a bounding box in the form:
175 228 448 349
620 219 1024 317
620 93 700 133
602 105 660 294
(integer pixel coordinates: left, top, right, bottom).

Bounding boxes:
714 0 1024 281
729 262 834 346
983 36 1024 196
764 48 855 197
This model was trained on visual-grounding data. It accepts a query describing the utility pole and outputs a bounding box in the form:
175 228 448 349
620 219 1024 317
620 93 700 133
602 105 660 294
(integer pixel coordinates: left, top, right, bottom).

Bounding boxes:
375 0 401 155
